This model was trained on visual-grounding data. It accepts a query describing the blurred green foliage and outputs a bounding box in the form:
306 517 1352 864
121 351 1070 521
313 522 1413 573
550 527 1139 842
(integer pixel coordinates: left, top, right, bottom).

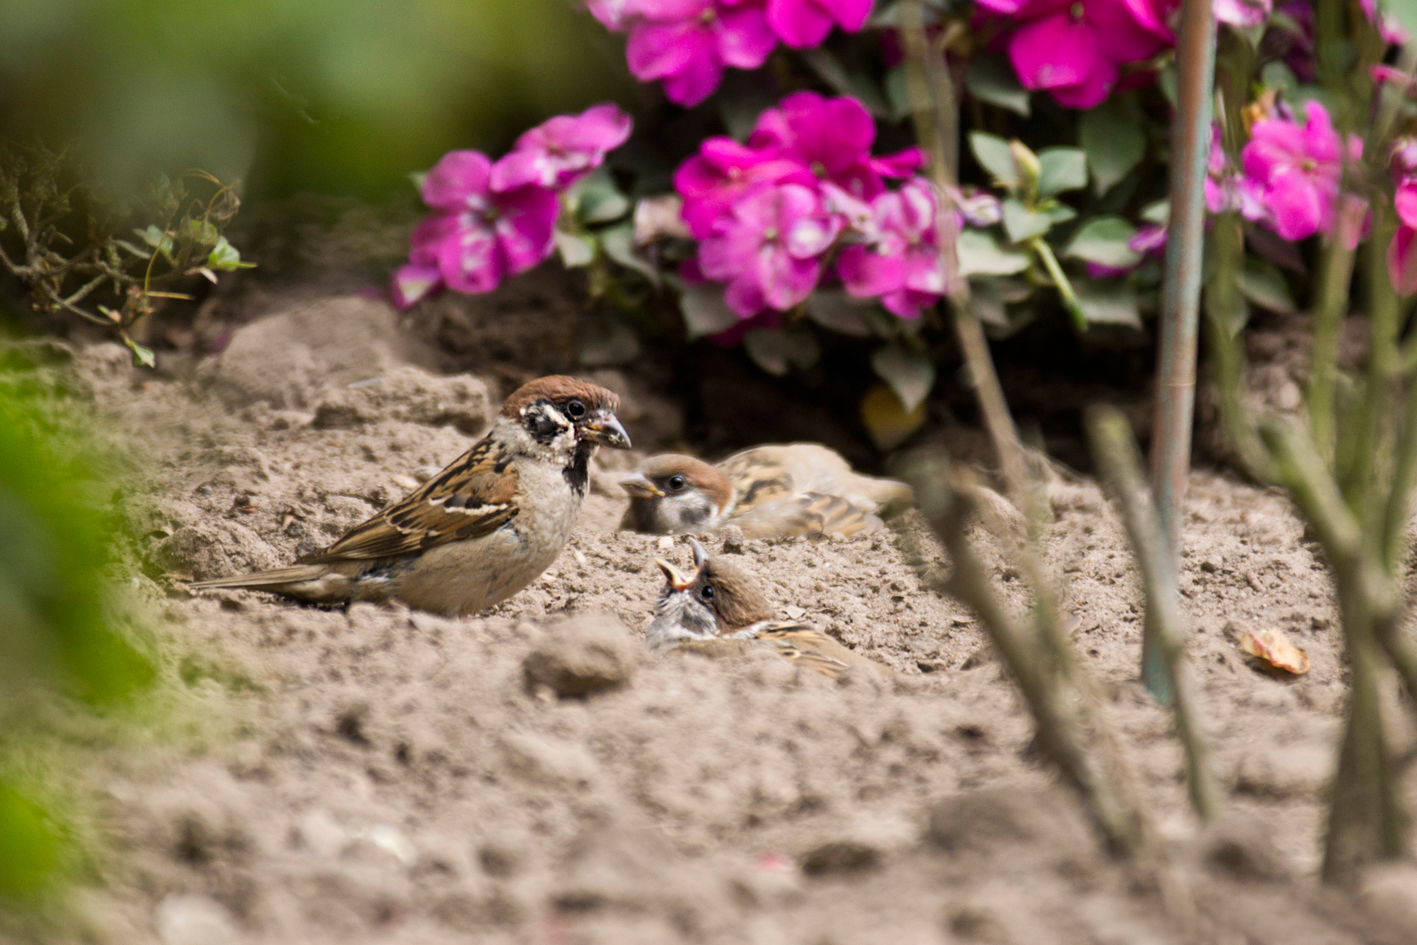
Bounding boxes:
0 386 155 904
0 0 634 201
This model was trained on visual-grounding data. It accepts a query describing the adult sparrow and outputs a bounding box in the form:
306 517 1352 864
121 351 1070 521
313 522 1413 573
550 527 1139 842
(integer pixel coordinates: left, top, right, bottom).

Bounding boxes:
619 443 912 539
190 375 630 615
647 539 885 677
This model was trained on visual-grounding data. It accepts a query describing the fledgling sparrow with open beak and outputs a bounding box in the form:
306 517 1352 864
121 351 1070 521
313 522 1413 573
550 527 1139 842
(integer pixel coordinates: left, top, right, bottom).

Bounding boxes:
647 539 886 678
619 443 913 539
189 375 631 616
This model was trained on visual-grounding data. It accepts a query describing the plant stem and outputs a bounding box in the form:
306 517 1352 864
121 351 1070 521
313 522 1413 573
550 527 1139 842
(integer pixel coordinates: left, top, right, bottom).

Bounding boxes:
1087 407 1224 823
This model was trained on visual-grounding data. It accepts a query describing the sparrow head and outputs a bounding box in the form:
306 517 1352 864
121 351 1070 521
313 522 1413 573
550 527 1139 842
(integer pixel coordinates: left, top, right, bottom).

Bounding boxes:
618 454 733 534
646 538 774 652
501 376 631 451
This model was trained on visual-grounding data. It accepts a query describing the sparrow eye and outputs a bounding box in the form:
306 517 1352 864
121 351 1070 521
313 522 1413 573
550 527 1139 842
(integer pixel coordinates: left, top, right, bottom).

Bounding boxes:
700 585 715 602
564 400 587 419
667 475 687 492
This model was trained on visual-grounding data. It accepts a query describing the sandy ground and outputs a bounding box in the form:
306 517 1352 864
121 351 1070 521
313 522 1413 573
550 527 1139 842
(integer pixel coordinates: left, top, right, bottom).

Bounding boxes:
8 288 1417 944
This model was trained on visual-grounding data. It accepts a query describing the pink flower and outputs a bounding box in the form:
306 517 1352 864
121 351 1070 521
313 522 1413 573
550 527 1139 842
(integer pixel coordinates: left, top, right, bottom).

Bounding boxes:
1240 101 1362 241
403 150 560 298
624 0 777 106
1389 227 1417 295
490 104 633 192
697 182 842 315
836 179 948 319
767 0 873 48
749 91 924 199
587 0 640 29
1360 0 1408 45
392 262 443 308
1214 0 1269 27
674 137 806 238
979 0 1174 108
1389 170 1417 295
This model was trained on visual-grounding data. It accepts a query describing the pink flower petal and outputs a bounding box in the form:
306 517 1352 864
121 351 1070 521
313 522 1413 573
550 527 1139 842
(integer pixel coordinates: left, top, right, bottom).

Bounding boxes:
661 45 727 105
1389 226 1417 296
767 0 837 47
837 244 906 298
724 275 768 316
1009 15 1098 92
1397 181 1417 230
490 149 555 192
422 151 492 210
1265 168 1324 240
391 264 443 309
493 186 560 273
717 3 778 67
814 0 873 32
627 20 704 80
439 227 503 294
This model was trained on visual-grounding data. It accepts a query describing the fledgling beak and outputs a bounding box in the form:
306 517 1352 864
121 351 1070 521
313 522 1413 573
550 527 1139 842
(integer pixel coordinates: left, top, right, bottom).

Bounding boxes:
619 471 665 498
689 537 709 568
583 410 631 449
655 558 695 591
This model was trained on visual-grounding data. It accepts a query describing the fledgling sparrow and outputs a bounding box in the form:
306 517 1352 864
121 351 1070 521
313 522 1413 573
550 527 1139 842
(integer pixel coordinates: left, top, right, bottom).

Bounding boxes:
189 375 630 616
619 443 913 539
647 539 886 678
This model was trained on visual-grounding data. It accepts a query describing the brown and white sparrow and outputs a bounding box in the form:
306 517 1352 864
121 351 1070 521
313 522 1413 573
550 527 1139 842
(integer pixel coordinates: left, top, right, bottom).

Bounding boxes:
619 443 913 539
190 375 630 615
647 539 885 678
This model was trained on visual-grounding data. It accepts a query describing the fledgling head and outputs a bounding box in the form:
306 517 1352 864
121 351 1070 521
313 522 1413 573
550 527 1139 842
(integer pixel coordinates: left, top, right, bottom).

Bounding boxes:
618 454 734 534
646 539 774 652
499 376 630 468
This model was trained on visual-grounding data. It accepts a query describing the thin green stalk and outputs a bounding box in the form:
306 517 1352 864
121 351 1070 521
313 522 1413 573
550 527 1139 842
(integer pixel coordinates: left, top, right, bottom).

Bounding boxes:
1308 237 1356 464
1031 237 1085 331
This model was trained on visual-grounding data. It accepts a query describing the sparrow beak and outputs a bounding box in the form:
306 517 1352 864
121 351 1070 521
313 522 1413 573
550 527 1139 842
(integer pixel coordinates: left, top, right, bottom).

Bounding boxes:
655 558 695 591
689 537 709 569
619 471 665 498
582 410 631 449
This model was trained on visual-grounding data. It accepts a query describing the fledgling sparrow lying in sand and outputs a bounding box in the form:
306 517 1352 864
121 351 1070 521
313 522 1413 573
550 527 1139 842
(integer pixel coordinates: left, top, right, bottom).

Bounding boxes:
189 375 630 616
647 538 887 678
619 443 912 539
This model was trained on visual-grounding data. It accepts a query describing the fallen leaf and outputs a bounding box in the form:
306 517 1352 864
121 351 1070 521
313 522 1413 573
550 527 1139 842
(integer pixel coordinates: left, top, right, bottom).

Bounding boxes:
1237 626 1310 675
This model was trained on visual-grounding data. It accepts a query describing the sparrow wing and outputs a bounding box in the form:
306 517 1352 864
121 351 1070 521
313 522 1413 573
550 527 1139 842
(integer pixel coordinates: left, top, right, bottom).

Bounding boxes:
718 450 795 514
727 492 883 539
300 436 519 563
737 621 861 677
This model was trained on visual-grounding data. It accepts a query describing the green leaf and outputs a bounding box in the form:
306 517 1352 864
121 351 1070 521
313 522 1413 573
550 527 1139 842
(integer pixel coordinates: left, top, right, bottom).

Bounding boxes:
123 335 156 368
1074 280 1142 328
744 328 819 376
679 284 740 339
805 290 872 337
1140 199 1170 224
884 66 910 120
965 54 1030 117
969 132 1019 188
1036 147 1088 197
207 236 255 271
1236 262 1296 314
555 230 596 268
1079 102 1145 195
600 224 660 285
860 384 925 451
571 169 631 225
799 47 891 117
1064 216 1142 269
1042 203 1077 224
180 218 220 245
135 225 173 258
871 345 935 413
1002 198 1052 243
956 230 1031 276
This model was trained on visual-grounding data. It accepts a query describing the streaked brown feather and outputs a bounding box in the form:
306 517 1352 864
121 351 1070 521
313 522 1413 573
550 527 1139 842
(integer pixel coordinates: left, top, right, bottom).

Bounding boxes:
188 563 331 590
730 492 882 539
300 436 519 563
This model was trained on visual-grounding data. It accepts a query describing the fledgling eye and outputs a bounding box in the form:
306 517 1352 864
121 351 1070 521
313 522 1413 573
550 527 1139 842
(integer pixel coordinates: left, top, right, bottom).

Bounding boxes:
564 399 587 419
700 585 715 601
667 475 686 492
